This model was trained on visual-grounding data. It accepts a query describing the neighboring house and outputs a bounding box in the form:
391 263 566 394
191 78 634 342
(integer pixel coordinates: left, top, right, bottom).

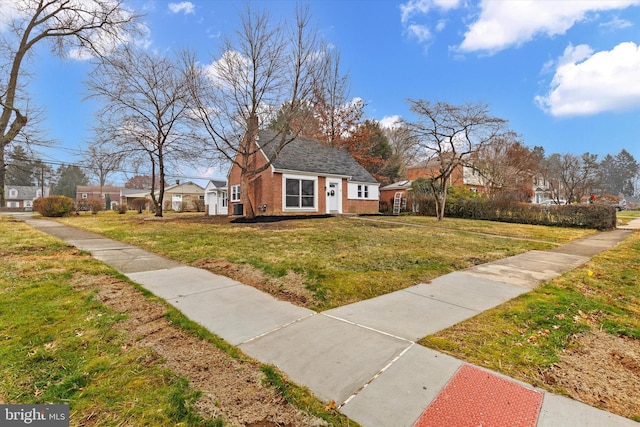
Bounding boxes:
77 185 123 210
155 181 205 212
532 174 557 204
120 188 151 210
4 185 49 210
204 180 228 216
227 130 380 216
407 162 485 193
379 180 412 213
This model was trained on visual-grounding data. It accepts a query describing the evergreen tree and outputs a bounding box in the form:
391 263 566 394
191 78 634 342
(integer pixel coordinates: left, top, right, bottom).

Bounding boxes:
5 146 35 186
598 150 639 196
52 165 89 200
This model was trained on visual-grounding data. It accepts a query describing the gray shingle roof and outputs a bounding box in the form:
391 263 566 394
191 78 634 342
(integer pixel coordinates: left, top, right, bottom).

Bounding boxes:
256 130 378 184
4 185 49 200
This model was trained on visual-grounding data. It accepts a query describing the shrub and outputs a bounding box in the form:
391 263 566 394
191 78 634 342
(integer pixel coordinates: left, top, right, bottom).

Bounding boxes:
131 198 148 214
86 197 104 215
116 204 128 214
33 196 74 217
411 196 617 230
192 199 205 212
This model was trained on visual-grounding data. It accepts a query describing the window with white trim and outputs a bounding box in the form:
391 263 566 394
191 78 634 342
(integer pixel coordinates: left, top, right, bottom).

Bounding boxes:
357 185 369 199
8 188 17 198
285 178 315 209
231 185 241 202
82 193 88 199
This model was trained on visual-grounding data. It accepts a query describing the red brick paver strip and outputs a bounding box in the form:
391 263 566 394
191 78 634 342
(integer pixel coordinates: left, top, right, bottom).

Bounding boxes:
413 364 543 427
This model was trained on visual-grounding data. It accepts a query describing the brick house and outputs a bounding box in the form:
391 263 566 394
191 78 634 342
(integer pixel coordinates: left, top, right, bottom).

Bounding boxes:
227 130 379 217
76 185 123 210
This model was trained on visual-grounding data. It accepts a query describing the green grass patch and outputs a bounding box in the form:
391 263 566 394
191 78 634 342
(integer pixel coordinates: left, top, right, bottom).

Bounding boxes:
55 213 593 310
617 210 640 218
617 210 640 225
375 215 596 243
0 217 226 426
419 231 640 386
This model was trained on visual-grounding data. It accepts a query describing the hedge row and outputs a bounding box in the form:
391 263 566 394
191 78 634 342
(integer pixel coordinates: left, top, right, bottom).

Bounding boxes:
412 196 617 230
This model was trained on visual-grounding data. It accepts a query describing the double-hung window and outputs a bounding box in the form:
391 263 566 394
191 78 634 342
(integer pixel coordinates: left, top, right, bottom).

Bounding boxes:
231 185 241 202
285 178 315 209
357 184 369 198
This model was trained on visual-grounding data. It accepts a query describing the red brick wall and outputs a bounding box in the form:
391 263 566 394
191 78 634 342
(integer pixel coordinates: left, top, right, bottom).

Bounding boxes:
407 164 464 185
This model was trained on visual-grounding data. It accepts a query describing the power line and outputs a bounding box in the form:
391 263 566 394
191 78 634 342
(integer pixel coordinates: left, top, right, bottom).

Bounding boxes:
4 158 226 183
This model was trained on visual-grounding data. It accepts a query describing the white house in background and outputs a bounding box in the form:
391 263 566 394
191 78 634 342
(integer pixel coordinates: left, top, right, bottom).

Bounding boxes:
204 180 228 215
155 181 205 212
4 185 49 210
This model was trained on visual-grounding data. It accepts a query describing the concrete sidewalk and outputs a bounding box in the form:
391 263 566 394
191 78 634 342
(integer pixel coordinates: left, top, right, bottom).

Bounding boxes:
21 217 638 426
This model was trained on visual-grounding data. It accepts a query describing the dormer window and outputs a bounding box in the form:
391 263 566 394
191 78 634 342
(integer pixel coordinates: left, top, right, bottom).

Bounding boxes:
8 188 17 198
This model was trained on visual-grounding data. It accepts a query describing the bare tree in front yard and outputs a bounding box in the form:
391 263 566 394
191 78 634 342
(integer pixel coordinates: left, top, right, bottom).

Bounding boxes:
405 100 509 220
0 0 140 206
87 45 198 217
185 5 327 218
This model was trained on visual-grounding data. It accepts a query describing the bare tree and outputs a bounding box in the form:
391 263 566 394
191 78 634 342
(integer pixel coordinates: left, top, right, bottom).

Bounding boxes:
405 100 508 220
383 124 420 180
474 133 539 201
0 0 140 206
87 45 196 217
82 142 123 189
543 152 599 203
185 5 325 218
311 49 363 146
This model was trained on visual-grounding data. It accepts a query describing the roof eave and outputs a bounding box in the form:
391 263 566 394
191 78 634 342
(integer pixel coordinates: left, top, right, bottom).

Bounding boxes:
272 168 351 179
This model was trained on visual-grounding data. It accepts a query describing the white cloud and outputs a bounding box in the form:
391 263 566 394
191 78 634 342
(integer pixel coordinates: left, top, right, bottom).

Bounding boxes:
459 0 640 54
600 16 633 31
401 0 462 23
379 115 403 129
168 2 194 15
400 0 462 46
406 24 432 43
535 42 640 117
204 50 250 88
557 43 594 67
0 0 25 32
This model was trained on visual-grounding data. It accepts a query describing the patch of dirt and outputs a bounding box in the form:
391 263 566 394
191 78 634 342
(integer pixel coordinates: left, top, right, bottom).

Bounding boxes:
193 258 315 308
539 330 640 420
71 274 323 426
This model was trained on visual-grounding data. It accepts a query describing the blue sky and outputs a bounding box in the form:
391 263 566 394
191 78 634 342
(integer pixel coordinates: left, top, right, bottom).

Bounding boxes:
10 0 640 184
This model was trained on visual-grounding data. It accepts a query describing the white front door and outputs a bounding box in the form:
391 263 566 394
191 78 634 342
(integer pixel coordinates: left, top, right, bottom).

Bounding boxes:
326 181 339 213
172 194 182 211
